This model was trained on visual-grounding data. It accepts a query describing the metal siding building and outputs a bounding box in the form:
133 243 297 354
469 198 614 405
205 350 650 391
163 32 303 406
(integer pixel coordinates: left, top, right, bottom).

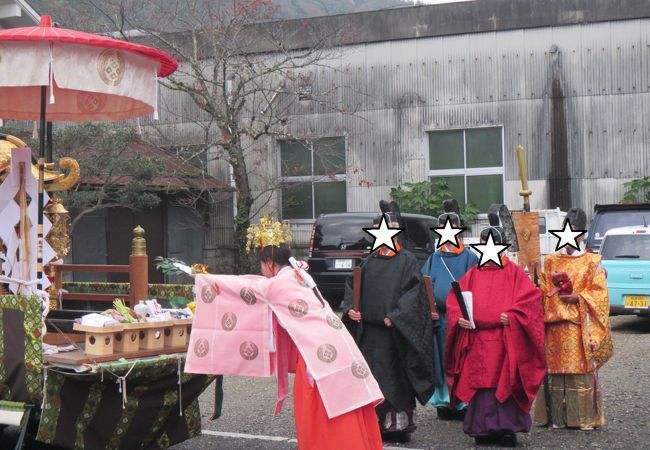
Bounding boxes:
156 0 650 259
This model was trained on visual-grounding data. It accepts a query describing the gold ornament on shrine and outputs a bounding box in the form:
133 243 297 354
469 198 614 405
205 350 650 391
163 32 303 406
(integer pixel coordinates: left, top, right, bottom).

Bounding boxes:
45 196 71 258
0 135 80 191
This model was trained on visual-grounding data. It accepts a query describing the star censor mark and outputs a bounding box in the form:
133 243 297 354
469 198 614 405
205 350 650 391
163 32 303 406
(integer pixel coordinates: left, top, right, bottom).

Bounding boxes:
470 230 510 269
431 216 465 250
549 219 587 252
363 214 404 252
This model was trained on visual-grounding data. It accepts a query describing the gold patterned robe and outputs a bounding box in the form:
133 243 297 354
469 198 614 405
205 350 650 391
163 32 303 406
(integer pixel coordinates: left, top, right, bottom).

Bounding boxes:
534 251 613 429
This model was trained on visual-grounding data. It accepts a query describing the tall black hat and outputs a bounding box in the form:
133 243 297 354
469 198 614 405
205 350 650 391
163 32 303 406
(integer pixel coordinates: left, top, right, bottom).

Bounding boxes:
438 198 461 227
480 205 507 244
565 207 587 230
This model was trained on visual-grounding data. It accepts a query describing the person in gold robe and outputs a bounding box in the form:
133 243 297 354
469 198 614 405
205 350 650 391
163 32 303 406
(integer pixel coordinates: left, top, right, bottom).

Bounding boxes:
534 208 613 430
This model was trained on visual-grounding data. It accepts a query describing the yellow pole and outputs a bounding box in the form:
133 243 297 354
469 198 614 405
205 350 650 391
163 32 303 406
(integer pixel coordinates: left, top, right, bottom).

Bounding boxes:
515 145 532 212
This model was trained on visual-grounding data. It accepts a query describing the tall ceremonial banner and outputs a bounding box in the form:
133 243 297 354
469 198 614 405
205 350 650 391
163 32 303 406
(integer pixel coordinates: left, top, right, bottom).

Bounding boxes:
513 146 541 278
512 211 541 276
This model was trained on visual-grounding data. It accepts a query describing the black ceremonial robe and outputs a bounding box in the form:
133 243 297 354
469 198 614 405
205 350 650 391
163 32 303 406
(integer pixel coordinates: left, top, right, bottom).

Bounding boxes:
343 249 435 413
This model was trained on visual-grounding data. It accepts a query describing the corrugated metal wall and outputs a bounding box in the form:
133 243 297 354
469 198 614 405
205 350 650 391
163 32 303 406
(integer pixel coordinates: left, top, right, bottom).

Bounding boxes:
155 17 650 251
278 18 650 220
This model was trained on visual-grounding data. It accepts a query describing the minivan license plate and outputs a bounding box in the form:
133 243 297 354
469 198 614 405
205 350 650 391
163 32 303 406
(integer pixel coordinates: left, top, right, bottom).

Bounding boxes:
334 259 353 269
624 295 649 308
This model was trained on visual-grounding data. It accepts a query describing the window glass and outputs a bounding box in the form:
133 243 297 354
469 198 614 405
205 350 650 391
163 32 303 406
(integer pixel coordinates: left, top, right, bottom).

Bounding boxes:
466 174 503 212
465 128 502 168
314 182 347 216
281 183 312 219
280 137 347 219
313 137 346 176
428 127 504 212
429 130 464 170
280 140 311 177
601 234 650 260
312 214 377 250
431 176 466 209
592 211 650 239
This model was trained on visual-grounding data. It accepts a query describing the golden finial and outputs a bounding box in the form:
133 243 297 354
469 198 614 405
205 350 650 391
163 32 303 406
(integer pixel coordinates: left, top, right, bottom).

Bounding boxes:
131 225 147 256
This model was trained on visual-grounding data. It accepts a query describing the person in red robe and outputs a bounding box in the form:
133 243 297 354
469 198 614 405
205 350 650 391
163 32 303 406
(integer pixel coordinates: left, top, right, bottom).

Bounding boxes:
446 226 546 447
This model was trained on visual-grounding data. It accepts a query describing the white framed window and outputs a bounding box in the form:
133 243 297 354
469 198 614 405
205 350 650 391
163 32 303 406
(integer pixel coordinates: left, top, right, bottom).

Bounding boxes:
279 137 347 220
427 127 504 212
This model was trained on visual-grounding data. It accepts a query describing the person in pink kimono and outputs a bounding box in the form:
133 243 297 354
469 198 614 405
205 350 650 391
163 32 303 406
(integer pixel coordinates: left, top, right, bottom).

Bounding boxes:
185 217 383 450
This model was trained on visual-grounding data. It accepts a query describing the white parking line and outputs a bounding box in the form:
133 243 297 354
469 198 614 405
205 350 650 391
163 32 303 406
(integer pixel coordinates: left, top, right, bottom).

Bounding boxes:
202 430 296 443
201 430 423 449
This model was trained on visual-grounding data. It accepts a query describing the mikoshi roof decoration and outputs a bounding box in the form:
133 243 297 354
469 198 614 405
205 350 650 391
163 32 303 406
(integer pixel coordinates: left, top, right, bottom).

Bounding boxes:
246 216 293 252
0 135 80 191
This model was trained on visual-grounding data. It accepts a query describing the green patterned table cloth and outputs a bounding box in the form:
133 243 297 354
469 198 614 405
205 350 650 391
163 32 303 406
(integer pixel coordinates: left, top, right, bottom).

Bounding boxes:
37 354 213 450
0 295 43 404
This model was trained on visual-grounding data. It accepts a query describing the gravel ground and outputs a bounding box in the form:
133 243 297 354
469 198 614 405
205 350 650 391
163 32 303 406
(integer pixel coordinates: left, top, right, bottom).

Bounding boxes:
171 315 650 449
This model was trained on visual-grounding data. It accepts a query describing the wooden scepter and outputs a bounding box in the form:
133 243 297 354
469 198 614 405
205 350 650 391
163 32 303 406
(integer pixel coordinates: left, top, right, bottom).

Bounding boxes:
451 281 470 321
351 266 363 342
352 266 362 314
422 275 437 317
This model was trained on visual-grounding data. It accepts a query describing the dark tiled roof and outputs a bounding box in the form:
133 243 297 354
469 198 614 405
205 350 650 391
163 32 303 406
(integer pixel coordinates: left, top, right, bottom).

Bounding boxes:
81 141 229 192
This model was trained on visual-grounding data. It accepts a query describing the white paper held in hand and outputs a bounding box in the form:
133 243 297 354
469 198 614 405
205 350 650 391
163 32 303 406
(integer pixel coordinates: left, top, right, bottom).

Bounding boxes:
173 262 193 275
461 291 476 329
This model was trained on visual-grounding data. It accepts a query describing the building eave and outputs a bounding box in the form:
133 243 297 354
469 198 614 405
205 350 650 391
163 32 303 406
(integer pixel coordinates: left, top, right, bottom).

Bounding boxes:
0 0 39 28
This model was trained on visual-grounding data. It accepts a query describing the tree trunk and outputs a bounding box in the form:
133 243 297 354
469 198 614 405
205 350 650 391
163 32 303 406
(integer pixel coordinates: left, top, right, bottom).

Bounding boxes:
234 195 254 274
229 144 254 274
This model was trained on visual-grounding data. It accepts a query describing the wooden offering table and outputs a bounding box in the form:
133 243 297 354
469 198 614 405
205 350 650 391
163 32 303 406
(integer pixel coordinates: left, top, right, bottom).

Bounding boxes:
43 344 191 365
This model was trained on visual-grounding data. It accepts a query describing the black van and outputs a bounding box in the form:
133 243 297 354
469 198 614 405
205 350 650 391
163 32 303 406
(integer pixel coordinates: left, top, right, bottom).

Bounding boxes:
307 212 437 309
587 203 650 253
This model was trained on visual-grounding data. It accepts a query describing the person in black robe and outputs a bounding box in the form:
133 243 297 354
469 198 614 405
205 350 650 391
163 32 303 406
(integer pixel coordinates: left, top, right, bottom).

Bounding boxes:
342 212 435 443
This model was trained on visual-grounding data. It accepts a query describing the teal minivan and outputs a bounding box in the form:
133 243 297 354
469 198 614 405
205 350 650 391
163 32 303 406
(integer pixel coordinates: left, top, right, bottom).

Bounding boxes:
601 225 650 317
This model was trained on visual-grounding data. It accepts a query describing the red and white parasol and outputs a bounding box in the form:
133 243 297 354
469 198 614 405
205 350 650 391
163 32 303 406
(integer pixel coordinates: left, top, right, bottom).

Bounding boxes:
0 15 177 121
0 16 178 290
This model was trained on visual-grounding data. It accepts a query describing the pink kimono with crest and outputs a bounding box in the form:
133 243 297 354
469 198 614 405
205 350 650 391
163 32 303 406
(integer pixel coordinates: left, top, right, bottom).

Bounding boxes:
185 267 384 420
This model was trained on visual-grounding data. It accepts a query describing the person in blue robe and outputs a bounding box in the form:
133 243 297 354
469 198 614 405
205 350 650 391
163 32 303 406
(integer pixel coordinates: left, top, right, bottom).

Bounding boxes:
420 200 478 420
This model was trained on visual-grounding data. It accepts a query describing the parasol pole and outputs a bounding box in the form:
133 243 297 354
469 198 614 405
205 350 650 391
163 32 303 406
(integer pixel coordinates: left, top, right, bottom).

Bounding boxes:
37 86 47 290
46 122 53 163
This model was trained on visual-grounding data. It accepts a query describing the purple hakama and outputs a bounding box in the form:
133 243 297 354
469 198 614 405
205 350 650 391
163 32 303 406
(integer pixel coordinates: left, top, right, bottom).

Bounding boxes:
463 389 531 437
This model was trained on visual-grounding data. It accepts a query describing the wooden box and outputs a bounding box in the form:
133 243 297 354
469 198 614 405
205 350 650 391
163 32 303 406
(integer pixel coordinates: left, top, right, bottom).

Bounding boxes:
113 323 144 353
73 323 124 356
164 319 193 348
139 321 173 350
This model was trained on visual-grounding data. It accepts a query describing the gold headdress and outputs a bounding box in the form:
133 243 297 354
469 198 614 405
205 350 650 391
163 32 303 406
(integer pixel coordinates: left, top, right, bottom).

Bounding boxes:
246 215 292 252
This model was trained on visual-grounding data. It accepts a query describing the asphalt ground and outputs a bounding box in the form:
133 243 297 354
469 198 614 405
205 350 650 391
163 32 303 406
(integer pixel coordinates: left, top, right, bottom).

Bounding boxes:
3 315 648 449
169 315 650 450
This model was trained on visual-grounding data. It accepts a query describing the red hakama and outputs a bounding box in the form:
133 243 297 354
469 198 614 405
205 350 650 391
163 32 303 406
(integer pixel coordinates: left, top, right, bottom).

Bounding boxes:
293 354 383 450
